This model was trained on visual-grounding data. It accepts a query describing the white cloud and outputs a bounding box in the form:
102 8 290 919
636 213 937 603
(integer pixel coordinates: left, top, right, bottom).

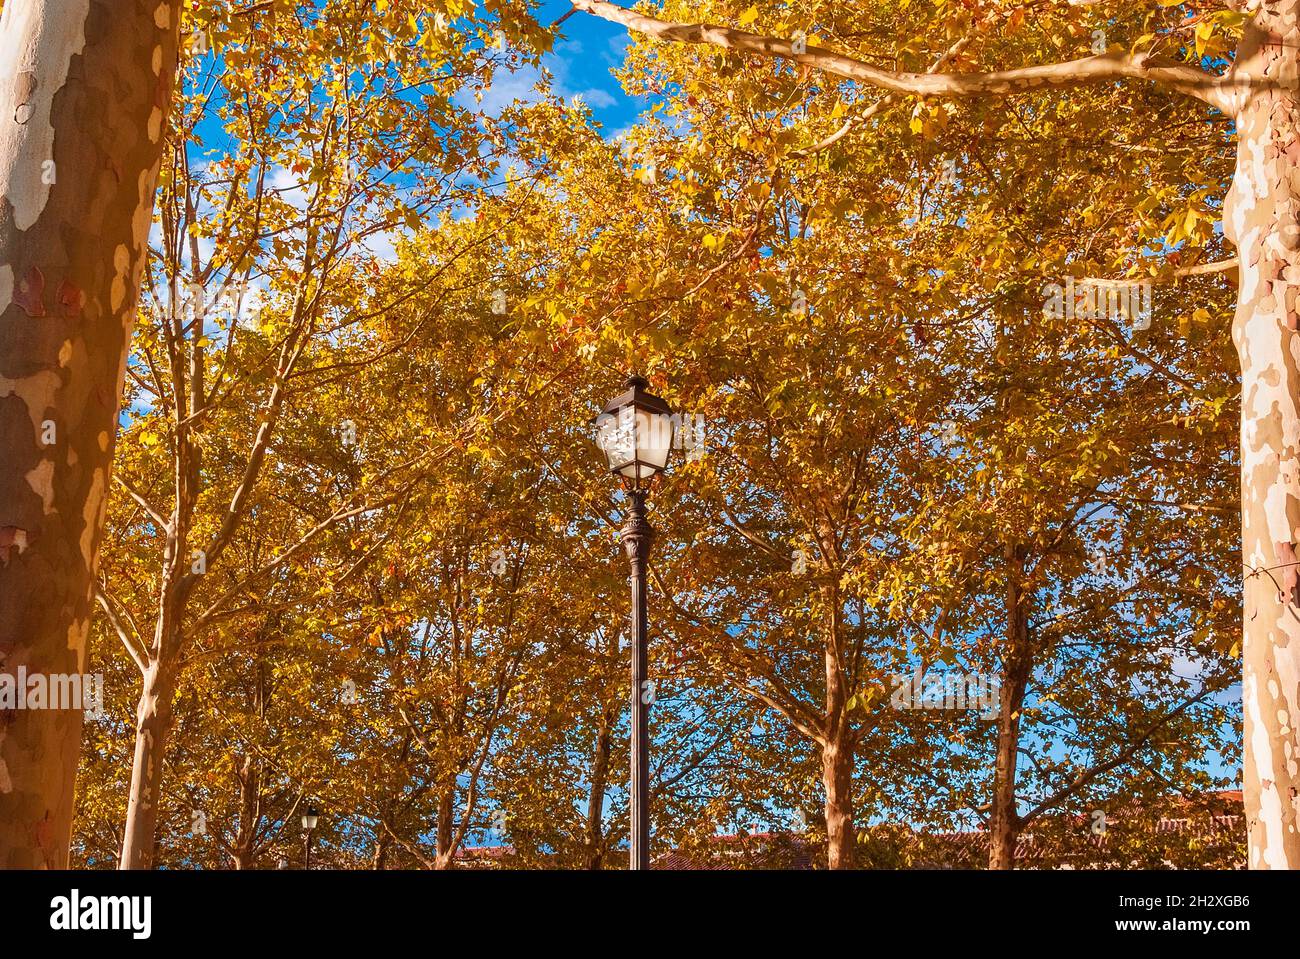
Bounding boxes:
604 33 631 64
360 228 401 263
267 165 310 212
457 37 624 120
576 88 617 109
468 62 547 116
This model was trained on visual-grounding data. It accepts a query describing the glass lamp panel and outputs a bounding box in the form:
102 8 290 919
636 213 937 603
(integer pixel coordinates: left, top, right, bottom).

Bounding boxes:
632 407 673 476
597 410 636 473
639 441 671 474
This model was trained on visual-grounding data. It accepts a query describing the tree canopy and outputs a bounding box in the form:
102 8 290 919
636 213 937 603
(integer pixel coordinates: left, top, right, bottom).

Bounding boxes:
0 0 1260 870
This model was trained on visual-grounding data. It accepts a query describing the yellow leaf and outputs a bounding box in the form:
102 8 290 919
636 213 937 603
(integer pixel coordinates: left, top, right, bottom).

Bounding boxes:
1195 22 1213 57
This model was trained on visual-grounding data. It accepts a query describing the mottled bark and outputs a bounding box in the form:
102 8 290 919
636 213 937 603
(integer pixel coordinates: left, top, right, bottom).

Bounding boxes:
0 0 180 868
371 836 390 871
229 754 259 870
989 545 1031 870
119 655 177 869
434 789 454 870
1225 0 1300 870
820 581 855 869
821 733 855 869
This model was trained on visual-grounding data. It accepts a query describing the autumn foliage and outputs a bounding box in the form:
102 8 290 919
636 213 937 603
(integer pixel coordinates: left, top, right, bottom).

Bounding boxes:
0 0 1252 870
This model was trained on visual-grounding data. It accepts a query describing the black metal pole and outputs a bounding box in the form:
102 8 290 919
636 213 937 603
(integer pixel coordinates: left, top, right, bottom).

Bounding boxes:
622 488 652 870
304 829 313 870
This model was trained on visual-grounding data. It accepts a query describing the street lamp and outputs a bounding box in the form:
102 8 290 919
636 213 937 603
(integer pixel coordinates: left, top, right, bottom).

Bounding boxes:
302 807 319 869
596 375 675 870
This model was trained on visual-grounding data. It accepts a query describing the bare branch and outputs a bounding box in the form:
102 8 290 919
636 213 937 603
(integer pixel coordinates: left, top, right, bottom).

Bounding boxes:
573 0 1228 111
95 585 150 674
1082 258 1239 288
114 473 170 531
796 32 975 156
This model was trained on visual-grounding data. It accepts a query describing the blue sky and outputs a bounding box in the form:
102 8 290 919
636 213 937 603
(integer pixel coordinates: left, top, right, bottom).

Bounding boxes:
526 2 643 138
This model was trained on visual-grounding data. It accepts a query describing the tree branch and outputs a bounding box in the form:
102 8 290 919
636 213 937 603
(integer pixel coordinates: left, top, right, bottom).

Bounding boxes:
796 32 974 156
95 584 150 673
1019 683 1220 825
114 473 169 531
572 0 1228 111
1082 258 1239 288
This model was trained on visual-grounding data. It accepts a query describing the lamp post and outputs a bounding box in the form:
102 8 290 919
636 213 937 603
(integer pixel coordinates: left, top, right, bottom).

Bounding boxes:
301 807 319 869
596 375 675 870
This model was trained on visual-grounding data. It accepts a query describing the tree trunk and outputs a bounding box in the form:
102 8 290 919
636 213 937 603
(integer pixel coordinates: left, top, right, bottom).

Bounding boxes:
989 545 1032 870
584 706 614 870
433 789 454 869
230 753 258 870
0 0 180 868
1226 5 1300 870
819 576 855 869
119 657 177 869
821 733 855 869
371 835 390 871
